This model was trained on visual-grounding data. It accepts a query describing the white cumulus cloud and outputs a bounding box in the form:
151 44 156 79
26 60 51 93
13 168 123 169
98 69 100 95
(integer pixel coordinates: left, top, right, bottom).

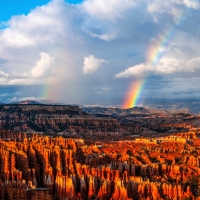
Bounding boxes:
83 55 107 74
31 52 54 78
116 57 200 78
81 0 136 22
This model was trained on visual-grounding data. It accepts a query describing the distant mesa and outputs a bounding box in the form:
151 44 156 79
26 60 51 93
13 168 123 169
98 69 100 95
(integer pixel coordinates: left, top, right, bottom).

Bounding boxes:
82 105 191 116
82 106 151 117
12 100 43 105
0 103 122 136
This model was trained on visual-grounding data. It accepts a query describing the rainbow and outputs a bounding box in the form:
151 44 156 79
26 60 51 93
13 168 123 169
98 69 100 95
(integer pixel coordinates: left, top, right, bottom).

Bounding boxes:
122 8 188 109
147 30 175 65
148 8 187 65
122 79 145 108
42 49 68 102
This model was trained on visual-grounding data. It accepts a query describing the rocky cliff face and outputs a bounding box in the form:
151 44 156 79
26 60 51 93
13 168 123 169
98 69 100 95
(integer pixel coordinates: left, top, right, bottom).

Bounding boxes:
0 104 199 141
0 105 122 137
82 106 191 116
0 130 199 199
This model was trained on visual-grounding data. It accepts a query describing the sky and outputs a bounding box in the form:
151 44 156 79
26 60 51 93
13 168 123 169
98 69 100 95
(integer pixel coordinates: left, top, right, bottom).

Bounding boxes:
0 0 200 107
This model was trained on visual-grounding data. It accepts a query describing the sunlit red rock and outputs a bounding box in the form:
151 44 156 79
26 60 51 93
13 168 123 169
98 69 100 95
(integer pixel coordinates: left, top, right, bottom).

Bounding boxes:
0 129 198 199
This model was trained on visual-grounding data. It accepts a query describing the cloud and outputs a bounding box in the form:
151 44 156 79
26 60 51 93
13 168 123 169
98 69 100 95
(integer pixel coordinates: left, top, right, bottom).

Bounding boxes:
9 97 17 102
85 32 115 41
0 93 8 97
146 0 200 25
0 0 66 48
83 55 107 74
173 0 200 8
147 0 199 15
116 57 200 78
81 0 136 22
143 77 200 99
31 52 54 78
18 96 45 102
0 70 9 78
0 0 200 104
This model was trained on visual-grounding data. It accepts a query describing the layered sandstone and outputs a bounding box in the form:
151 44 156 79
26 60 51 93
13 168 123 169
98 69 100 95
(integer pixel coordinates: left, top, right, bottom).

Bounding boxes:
0 105 122 137
0 130 198 199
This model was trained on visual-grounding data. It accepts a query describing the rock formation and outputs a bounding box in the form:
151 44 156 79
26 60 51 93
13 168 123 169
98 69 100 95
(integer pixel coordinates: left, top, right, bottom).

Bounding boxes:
0 129 198 199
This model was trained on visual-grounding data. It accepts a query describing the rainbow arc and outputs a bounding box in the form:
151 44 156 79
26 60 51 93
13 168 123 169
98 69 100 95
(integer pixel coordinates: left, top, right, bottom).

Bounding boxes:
122 8 188 109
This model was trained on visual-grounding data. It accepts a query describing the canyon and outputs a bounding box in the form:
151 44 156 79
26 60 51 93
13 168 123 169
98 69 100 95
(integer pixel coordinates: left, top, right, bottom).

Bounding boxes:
0 129 199 199
0 104 199 199
0 104 199 141
0 104 121 138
